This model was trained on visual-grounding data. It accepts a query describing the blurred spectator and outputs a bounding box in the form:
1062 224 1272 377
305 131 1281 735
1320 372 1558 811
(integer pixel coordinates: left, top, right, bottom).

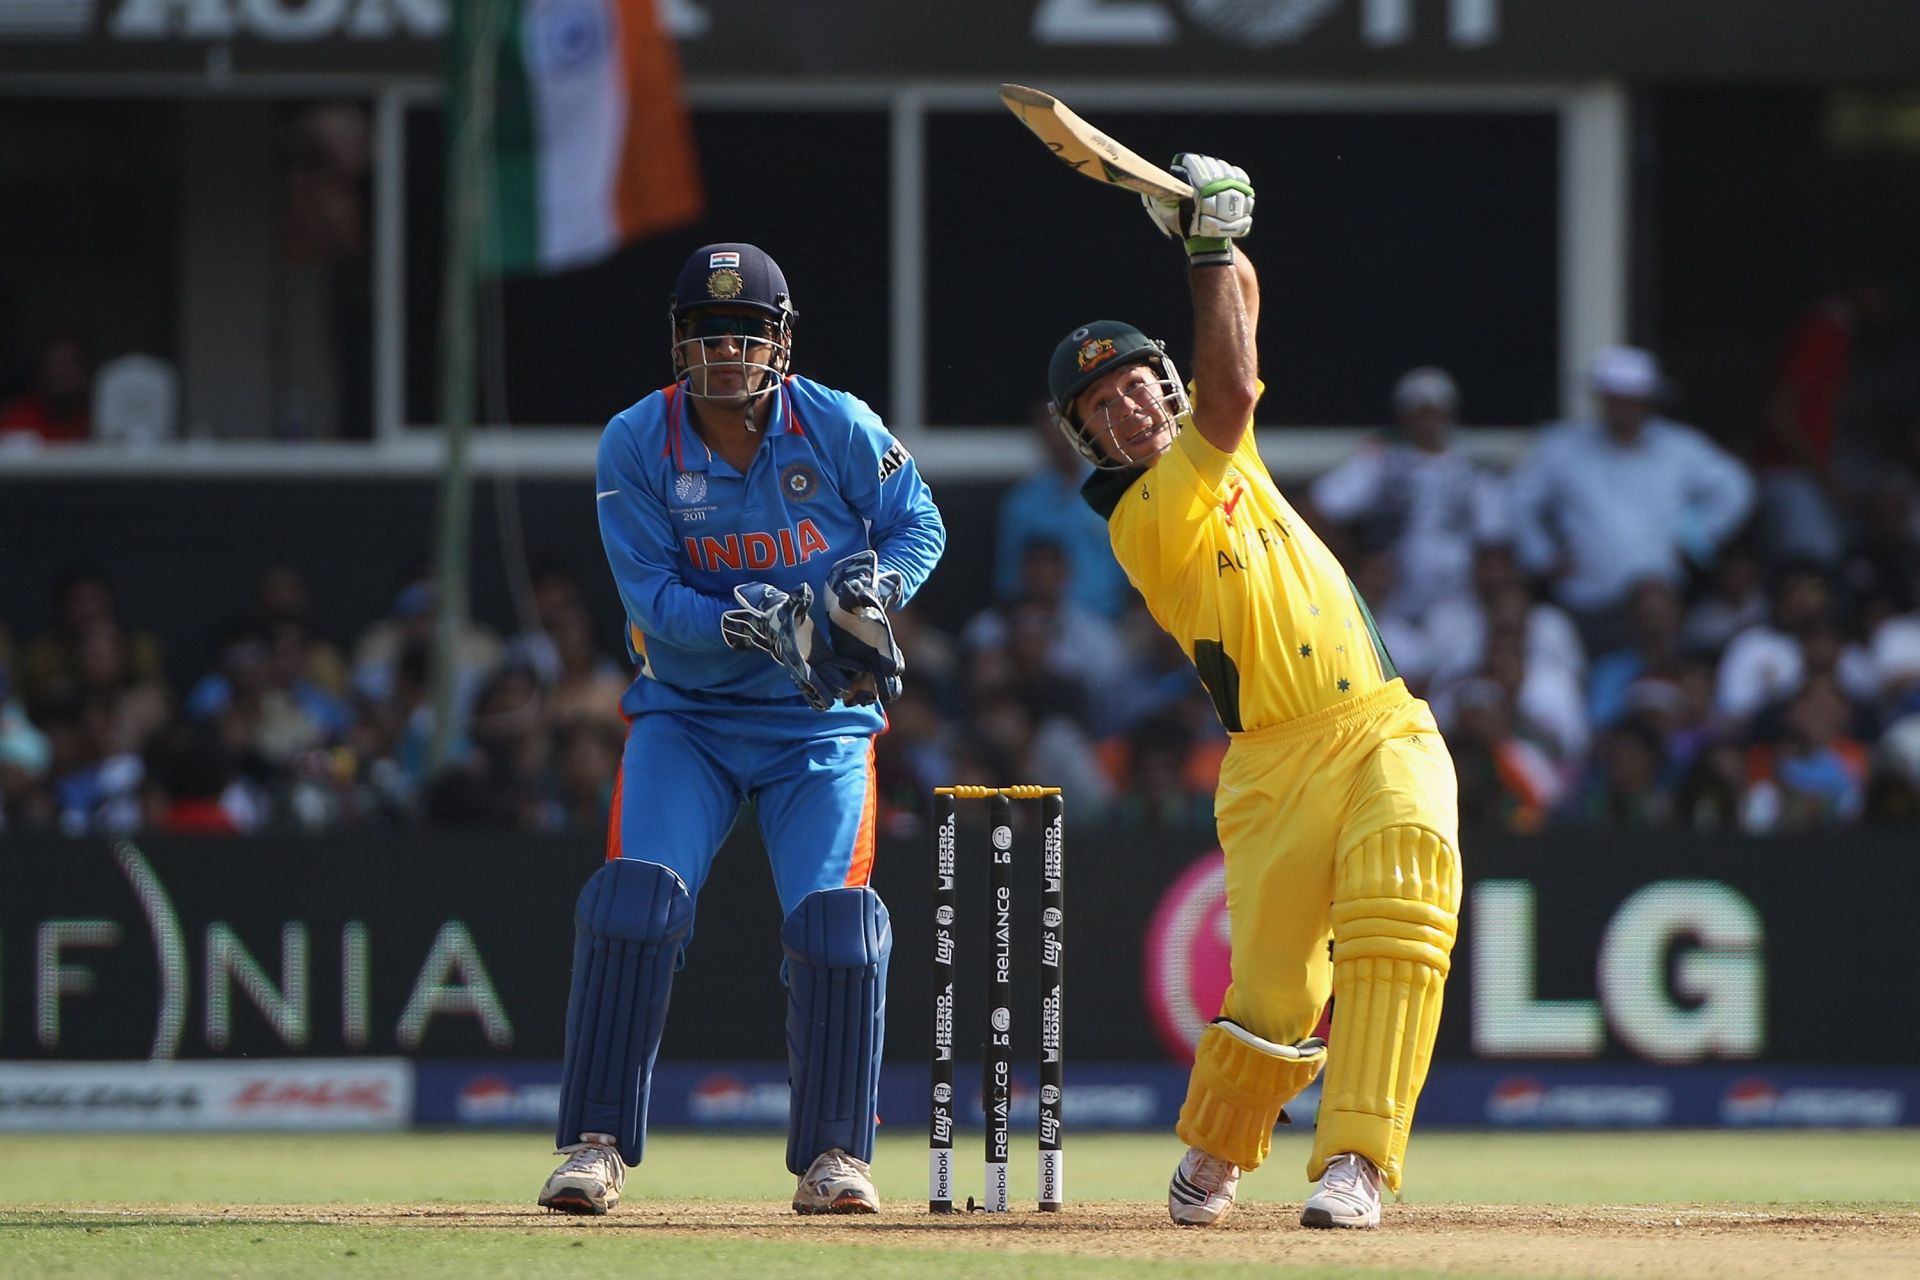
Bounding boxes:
142 720 267 835
1444 676 1564 833
1437 622 1589 768
996 408 1133 619
543 602 631 731
963 683 1112 820
350 574 503 718
0 635 54 833
252 563 348 694
503 561 591 688
1561 717 1674 827
1586 579 1686 730
549 715 624 835
1308 366 1507 624
1756 272 1901 566
426 664 547 829
1740 676 1869 831
17 568 166 711
186 622 351 770
873 685 954 837
1104 710 1215 830
885 602 959 709
0 331 91 444
1680 543 1770 659
1424 544 1586 694
1715 562 1875 726
961 539 1128 719
43 694 145 835
1347 549 1433 689
1509 346 1755 653
1837 481 1920 627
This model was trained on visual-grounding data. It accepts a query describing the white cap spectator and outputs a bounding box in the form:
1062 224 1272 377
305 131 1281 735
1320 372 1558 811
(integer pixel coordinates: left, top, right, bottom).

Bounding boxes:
1589 345 1664 400
1392 366 1459 416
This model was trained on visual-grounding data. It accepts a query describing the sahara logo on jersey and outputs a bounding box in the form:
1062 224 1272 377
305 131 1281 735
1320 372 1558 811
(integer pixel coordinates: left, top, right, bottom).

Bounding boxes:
877 441 910 483
684 519 832 572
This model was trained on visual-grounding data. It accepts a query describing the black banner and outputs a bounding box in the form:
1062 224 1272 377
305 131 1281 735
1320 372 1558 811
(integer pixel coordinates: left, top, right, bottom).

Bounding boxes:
1 2 1915 82
3 824 1915 1066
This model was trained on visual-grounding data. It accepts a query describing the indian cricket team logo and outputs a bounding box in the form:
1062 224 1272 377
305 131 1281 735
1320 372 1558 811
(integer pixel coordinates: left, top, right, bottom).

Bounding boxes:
1075 337 1119 373
706 268 745 300
674 470 707 504
780 462 820 500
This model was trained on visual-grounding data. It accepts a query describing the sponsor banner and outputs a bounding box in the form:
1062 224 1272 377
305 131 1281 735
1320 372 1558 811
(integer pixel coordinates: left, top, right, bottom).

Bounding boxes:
0 1059 411 1131
8 827 1918 1069
1 3 1913 82
1420 1064 1920 1129
417 1061 1189 1131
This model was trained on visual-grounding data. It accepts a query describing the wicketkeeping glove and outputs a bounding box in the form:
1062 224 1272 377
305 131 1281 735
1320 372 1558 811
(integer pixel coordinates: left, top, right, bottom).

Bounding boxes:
823 550 907 706
1141 153 1254 265
720 581 854 712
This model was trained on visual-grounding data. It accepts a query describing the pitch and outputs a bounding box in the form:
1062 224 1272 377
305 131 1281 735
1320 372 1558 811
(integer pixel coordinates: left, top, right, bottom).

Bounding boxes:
5 1130 1918 1277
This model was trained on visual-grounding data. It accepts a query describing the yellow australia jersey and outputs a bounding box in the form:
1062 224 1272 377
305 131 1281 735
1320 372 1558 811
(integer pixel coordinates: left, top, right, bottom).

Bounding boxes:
1082 400 1399 733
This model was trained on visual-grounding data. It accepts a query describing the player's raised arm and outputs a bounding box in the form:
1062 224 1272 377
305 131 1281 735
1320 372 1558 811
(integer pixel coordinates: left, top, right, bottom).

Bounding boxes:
1144 154 1259 454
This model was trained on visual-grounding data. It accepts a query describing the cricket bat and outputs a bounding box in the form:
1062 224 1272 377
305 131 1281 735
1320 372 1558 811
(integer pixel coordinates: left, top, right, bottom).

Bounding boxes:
998 83 1194 202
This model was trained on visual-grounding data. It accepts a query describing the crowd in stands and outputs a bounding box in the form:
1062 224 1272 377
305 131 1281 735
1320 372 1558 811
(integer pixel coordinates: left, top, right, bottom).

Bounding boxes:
5 326 1920 841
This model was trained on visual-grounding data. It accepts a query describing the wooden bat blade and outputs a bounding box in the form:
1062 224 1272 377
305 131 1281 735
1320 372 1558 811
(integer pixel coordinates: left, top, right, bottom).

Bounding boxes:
998 82 1193 202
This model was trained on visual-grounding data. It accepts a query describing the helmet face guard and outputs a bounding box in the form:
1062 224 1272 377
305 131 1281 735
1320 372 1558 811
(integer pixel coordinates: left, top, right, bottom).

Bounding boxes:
669 243 797 410
671 308 793 405
1046 322 1188 469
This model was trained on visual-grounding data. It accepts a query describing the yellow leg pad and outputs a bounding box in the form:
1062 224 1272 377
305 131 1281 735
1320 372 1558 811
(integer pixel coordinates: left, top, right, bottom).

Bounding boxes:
1176 1021 1327 1171
1310 825 1461 1194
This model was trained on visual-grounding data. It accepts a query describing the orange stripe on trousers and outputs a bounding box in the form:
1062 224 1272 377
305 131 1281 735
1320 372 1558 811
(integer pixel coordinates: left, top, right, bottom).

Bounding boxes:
843 741 878 886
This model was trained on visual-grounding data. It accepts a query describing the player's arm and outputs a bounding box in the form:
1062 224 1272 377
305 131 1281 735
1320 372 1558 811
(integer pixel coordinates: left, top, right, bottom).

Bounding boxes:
836 401 947 604
1143 155 1259 454
595 414 734 652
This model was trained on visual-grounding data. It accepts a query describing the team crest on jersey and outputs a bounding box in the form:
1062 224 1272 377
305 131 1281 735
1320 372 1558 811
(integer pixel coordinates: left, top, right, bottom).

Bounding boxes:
780 462 820 500
674 470 708 504
1076 337 1119 372
706 268 745 300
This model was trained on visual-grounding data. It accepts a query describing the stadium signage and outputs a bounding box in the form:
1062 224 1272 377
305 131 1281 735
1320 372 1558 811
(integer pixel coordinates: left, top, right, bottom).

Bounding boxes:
0 1059 410 1130
1470 879 1764 1064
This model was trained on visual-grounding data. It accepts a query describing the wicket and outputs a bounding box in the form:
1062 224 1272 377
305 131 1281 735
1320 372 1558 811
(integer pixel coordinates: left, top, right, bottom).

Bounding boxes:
929 785 1064 1214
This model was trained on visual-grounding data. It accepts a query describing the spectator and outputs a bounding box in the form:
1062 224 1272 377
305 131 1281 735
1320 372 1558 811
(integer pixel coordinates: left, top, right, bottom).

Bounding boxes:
995 408 1134 619
349 574 503 719
1443 676 1563 833
17 568 166 711
1508 346 1755 653
1106 711 1215 830
961 539 1128 719
1740 676 1869 831
1560 717 1674 827
1681 543 1770 659
503 561 592 689
1715 562 1874 727
252 563 348 694
142 720 266 835
0 637 54 833
548 715 624 835
426 664 547 829
0 331 91 444
1587 579 1686 730
872 685 954 837
1424 544 1586 694
543 602 631 731
43 694 145 835
1308 366 1507 624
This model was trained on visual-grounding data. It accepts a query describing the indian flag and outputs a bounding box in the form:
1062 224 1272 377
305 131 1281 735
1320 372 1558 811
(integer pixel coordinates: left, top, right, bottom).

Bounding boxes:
458 0 704 274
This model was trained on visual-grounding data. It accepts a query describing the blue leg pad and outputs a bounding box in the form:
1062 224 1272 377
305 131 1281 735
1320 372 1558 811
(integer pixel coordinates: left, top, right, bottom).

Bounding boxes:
781 886 891 1174
555 859 694 1166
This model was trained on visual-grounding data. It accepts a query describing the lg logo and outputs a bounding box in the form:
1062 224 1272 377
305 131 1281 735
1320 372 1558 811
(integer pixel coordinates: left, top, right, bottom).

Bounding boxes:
1033 0 1499 49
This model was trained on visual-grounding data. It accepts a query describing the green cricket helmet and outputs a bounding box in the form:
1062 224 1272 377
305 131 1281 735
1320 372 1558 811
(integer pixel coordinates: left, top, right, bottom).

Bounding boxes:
1045 320 1189 469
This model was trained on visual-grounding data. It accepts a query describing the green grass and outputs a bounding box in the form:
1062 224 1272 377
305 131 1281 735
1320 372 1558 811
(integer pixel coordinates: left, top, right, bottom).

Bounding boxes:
3 1129 1917 1278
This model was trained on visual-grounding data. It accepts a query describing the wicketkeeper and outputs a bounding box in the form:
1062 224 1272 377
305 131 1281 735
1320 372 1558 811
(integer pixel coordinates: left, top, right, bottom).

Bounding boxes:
1042 156 1463 1229
538 242 946 1215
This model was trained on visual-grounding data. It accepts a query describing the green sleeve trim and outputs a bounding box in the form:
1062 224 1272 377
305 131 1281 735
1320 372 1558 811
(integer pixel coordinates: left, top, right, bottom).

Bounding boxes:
1347 575 1400 682
1080 466 1148 521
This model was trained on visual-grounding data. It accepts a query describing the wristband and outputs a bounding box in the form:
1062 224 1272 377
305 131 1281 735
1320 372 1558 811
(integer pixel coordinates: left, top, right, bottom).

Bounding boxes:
1186 236 1233 267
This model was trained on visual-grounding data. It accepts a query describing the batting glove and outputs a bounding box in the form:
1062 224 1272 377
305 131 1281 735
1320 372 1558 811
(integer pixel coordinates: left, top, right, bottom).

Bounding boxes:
720 581 852 712
1141 153 1253 265
823 550 906 706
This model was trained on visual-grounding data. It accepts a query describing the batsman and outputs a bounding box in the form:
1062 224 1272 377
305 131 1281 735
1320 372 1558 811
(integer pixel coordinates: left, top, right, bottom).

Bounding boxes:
538 242 945 1215
1042 156 1462 1229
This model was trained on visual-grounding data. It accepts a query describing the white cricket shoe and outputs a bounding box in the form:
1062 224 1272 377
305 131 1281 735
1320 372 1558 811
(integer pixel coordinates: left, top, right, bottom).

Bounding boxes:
1167 1146 1240 1226
793 1148 879 1215
1301 1152 1382 1229
538 1138 625 1215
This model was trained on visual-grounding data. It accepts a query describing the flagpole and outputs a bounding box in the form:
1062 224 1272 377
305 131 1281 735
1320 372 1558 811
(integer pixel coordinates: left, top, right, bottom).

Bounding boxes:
429 0 502 773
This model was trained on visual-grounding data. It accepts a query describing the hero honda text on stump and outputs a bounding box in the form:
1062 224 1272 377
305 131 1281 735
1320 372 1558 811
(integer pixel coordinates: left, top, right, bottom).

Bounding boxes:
930 786 1065 1214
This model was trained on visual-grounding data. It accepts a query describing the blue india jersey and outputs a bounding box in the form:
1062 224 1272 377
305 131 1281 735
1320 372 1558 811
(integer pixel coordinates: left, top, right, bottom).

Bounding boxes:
595 374 945 734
